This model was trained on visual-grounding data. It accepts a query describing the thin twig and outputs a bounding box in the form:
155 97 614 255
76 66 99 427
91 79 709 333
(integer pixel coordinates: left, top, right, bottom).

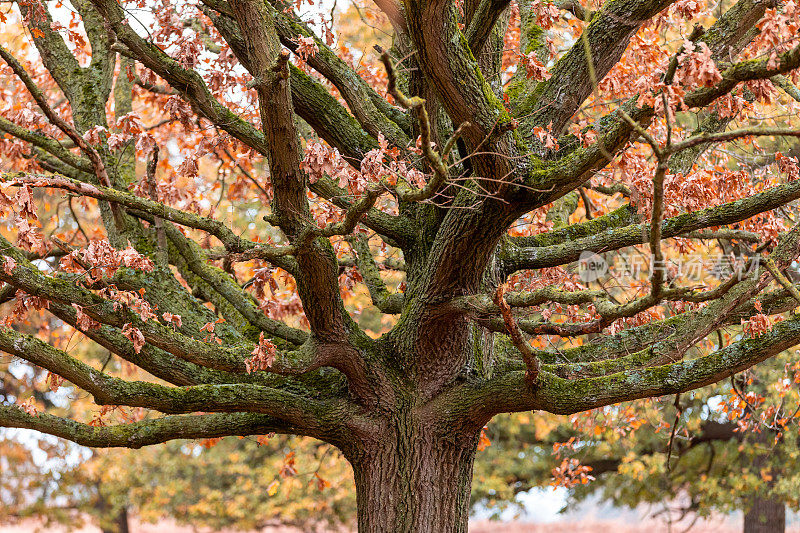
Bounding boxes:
665 393 683 472
379 49 468 202
0 44 127 231
762 255 800 308
145 146 168 265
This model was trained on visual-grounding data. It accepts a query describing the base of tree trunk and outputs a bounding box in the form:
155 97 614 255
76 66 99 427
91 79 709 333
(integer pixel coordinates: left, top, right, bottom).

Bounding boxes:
350 424 478 533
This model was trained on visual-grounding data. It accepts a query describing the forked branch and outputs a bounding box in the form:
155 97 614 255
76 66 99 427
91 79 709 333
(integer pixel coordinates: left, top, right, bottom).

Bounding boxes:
379 50 468 203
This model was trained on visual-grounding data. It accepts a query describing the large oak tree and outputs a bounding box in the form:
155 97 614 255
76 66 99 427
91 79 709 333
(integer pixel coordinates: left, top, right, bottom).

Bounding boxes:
3 0 800 530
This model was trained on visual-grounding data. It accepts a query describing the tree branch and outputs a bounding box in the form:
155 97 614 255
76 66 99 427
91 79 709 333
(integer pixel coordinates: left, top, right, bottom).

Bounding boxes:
200 0 411 144
0 44 125 229
0 117 93 173
524 19 800 211
0 326 346 427
0 407 332 448
0 47 110 187
465 0 511 56
493 285 540 383
0 235 254 373
380 50 469 203
461 224 800 420
347 234 404 314
501 180 800 275
44 301 256 386
516 0 674 136
198 4 384 161
0 171 293 260
162 223 308 345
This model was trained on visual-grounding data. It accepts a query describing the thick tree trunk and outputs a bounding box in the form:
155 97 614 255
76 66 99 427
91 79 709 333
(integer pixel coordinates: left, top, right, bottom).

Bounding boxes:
350 422 478 533
744 496 785 533
98 504 130 533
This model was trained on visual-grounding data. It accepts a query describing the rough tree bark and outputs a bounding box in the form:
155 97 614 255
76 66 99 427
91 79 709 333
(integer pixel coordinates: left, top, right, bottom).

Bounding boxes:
349 424 478 532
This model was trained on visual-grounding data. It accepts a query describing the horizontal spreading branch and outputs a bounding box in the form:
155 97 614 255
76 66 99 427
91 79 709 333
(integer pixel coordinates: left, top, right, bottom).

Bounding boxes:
679 229 761 242
454 224 800 421
486 281 800 379
0 327 343 426
448 311 800 425
502 179 800 274
527 312 800 415
0 235 257 372
0 407 311 449
0 171 293 259
0 117 93 174
664 127 800 155
462 284 720 338
771 74 800 102
43 300 254 387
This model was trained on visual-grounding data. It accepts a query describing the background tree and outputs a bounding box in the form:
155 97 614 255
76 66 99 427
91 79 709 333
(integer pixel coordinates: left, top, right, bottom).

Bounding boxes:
474 349 800 532
3 0 800 532
0 431 357 533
